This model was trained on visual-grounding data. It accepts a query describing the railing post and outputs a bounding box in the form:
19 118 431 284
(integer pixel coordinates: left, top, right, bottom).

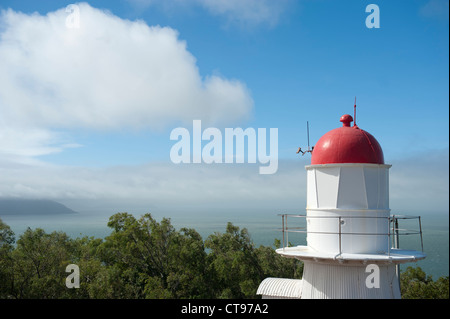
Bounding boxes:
419 216 424 252
393 215 401 290
286 215 288 248
395 217 400 249
392 215 396 249
388 216 391 257
338 216 342 256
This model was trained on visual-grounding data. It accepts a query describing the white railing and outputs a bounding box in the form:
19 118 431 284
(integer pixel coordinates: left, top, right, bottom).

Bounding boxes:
278 213 424 256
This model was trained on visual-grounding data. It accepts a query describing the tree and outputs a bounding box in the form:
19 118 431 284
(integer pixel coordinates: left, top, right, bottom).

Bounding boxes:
255 239 303 280
9 228 73 298
98 213 169 298
205 222 265 298
1 216 447 300
165 227 211 298
99 212 210 298
66 235 108 298
0 218 15 298
401 266 449 299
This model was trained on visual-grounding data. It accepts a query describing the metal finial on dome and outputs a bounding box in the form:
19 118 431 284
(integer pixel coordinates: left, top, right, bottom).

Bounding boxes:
339 114 353 127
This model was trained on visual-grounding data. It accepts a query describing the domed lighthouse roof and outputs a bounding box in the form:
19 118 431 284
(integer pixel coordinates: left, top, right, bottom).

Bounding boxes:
311 114 384 165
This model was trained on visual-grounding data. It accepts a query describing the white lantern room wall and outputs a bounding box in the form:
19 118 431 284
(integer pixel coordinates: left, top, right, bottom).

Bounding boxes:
306 163 391 254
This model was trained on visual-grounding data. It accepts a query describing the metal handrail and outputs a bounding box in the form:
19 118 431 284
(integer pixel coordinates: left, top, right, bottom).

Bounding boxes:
277 213 424 254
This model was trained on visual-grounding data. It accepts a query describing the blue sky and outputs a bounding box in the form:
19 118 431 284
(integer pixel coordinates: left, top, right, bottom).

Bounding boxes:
0 0 448 215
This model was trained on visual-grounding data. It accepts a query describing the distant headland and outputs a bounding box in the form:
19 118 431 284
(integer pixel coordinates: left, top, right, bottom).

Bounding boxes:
0 199 78 216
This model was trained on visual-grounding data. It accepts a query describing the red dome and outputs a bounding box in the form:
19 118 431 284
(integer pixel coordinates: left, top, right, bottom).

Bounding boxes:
311 115 384 165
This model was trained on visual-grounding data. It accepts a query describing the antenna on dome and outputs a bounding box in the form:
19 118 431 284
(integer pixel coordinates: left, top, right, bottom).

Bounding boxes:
296 121 314 156
353 97 357 126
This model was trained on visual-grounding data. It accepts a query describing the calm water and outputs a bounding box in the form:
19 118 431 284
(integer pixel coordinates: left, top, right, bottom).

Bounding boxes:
1 209 448 280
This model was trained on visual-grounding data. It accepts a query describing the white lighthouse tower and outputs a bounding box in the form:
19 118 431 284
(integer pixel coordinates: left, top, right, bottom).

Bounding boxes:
257 113 426 299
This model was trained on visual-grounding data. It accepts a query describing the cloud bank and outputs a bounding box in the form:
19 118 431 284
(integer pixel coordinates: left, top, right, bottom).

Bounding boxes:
1 151 447 216
389 149 449 214
0 160 306 214
0 3 253 158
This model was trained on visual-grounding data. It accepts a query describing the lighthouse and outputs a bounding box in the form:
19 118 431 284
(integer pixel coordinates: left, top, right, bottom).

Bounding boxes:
257 113 426 299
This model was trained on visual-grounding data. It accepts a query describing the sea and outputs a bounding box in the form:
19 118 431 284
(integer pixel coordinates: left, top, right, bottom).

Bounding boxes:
1 208 448 280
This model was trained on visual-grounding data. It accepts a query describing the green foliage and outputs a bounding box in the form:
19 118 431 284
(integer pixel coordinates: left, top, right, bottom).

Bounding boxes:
0 218 15 248
8 227 73 298
255 243 303 280
97 213 211 298
205 223 263 298
0 216 445 299
204 223 302 298
0 219 15 297
400 266 449 299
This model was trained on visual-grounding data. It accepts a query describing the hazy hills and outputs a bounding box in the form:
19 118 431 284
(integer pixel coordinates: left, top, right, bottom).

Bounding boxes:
0 199 78 216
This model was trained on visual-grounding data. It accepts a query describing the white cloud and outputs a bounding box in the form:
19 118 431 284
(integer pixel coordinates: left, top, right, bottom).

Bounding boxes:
0 124 83 167
0 3 253 157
